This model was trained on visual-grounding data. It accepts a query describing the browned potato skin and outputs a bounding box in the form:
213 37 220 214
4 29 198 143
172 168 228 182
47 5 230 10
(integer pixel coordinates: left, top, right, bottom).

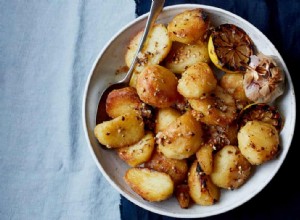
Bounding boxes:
164 41 210 74
144 149 188 185
211 145 252 189
177 62 217 99
188 161 220 206
106 87 142 118
168 9 210 44
155 107 181 133
124 168 174 202
117 132 155 167
220 72 249 108
196 143 213 175
238 120 279 165
157 111 203 160
94 112 144 148
189 86 237 126
175 184 190 209
136 64 181 108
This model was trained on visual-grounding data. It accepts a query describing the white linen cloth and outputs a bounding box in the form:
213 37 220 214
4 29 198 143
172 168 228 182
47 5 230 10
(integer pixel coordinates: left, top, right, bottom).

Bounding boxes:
0 1 135 219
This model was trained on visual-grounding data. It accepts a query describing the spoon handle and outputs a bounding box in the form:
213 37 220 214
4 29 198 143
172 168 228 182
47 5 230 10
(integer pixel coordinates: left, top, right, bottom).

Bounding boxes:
123 0 165 84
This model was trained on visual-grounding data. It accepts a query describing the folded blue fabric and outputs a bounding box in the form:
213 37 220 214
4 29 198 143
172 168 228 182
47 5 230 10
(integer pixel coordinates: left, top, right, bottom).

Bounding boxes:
120 0 300 219
0 1 135 219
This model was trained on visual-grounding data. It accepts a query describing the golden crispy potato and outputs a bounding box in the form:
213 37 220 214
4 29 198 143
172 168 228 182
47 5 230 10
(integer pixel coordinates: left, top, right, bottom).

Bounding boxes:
164 41 210 74
129 71 139 88
106 87 142 118
94 112 144 148
136 64 181 108
188 161 220 206
157 111 203 160
196 143 213 175
167 9 210 44
155 107 181 133
124 168 174 202
189 86 237 126
177 62 217 99
211 145 252 189
237 120 279 165
220 72 249 108
144 149 188 185
175 184 190 209
125 24 172 73
117 132 155 167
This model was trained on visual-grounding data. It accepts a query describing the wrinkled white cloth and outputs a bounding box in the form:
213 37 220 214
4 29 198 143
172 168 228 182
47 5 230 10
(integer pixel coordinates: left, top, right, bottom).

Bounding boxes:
0 1 135 219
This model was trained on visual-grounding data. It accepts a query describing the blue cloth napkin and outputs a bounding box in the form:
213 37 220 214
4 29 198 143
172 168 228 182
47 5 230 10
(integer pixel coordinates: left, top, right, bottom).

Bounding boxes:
0 1 135 219
120 0 300 219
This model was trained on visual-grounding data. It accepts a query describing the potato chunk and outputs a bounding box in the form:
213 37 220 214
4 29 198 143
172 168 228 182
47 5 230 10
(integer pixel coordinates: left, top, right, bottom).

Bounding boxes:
157 111 203 160
211 145 252 189
168 9 210 44
144 149 188 185
125 24 172 73
94 112 144 148
124 168 174 202
155 107 181 133
177 62 217 99
164 41 210 74
117 132 155 167
196 143 213 175
188 161 220 206
238 120 279 165
175 184 190 209
106 87 142 118
136 64 180 108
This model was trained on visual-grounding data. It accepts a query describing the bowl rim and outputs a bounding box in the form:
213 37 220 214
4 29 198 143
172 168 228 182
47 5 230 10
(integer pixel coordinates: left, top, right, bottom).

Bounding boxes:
82 3 296 218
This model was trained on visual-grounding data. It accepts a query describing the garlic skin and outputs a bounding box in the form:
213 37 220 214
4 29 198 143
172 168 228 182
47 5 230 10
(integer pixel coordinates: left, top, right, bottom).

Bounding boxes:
243 53 285 103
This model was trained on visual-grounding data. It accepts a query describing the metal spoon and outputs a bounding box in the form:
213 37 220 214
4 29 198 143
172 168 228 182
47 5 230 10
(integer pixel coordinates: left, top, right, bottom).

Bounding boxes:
96 0 165 124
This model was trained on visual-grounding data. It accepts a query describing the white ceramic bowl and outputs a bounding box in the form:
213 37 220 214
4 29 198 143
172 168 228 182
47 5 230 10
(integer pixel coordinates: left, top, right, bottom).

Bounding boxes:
83 4 296 218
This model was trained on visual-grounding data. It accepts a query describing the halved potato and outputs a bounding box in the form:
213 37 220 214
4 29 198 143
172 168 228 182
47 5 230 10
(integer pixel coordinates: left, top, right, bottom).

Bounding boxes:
144 149 188 185
196 143 213 175
125 24 172 73
238 120 279 165
136 64 180 108
155 107 181 133
211 145 252 189
157 111 203 159
124 168 174 202
117 132 155 167
94 112 144 148
167 9 210 44
175 184 190 209
177 62 217 99
164 41 210 74
106 87 142 118
188 161 220 206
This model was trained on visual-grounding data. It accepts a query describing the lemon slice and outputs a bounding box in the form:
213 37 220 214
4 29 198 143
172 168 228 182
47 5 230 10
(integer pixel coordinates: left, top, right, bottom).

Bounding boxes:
208 24 254 73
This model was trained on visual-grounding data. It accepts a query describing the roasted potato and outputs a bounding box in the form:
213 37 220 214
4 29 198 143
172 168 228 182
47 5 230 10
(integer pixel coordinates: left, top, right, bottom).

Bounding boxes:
237 120 279 165
164 41 210 74
175 184 190 209
220 72 249 108
94 112 144 148
155 107 181 133
195 143 213 175
189 86 237 126
144 149 188 185
188 161 220 206
177 62 217 99
167 9 210 44
157 111 203 160
124 168 174 202
117 132 155 167
211 145 252 189
125 24 172 73
106 87 142 118
136 64 180 108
